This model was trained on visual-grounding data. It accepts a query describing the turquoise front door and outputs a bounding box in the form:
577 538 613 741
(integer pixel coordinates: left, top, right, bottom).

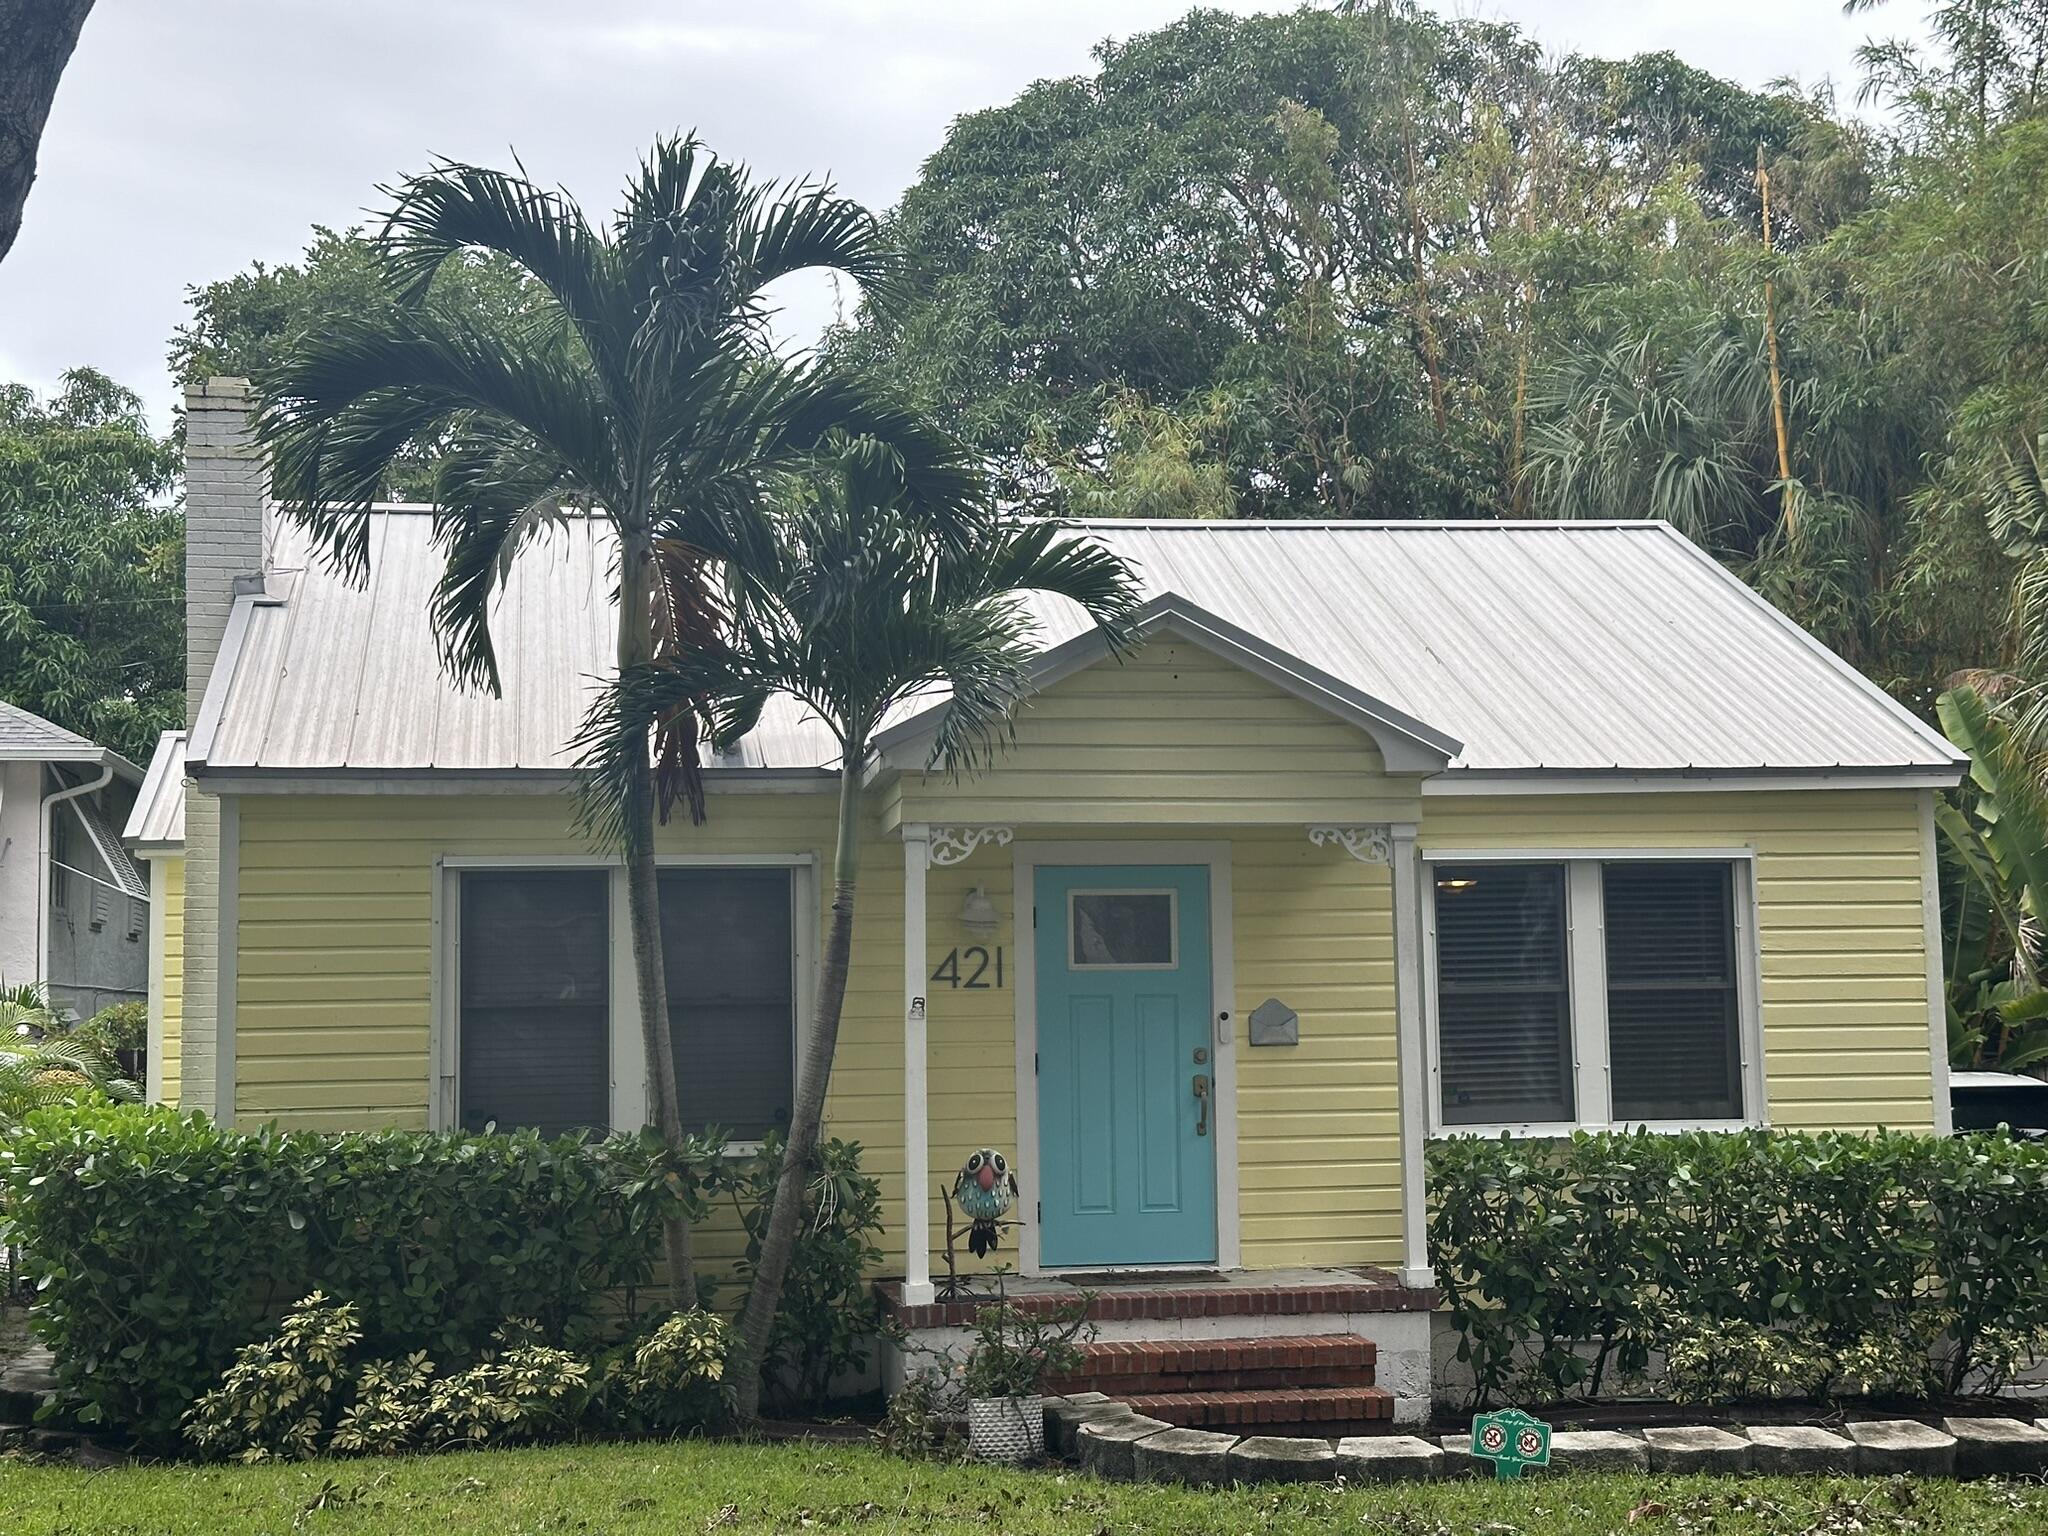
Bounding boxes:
1035 864 1217 1267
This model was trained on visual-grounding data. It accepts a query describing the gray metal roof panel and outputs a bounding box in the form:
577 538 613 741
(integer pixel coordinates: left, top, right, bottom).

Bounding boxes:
189 512 1961 778
124 730 188 848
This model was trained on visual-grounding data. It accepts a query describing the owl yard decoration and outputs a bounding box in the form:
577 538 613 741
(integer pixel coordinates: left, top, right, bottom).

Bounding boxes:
953 1148 1018 1257
937 1148 1021 1298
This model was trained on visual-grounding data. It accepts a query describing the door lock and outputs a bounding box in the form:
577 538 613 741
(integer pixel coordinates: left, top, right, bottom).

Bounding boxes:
1192 1046 1209 1065
1192 1074 1210 1137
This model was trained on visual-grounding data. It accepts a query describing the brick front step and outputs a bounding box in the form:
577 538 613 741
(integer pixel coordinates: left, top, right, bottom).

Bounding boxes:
1047 1334 1377 1396
877 1270 1436 1332
1124 1385 1397 1435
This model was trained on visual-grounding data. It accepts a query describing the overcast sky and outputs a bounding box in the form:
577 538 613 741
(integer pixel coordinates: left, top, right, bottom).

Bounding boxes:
0 1 1919 431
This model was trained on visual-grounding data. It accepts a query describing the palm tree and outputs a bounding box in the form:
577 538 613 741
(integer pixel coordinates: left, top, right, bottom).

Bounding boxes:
578 440 1138 1418
1935 685 2048 1072
0 983 141 1126
255 137 979 1310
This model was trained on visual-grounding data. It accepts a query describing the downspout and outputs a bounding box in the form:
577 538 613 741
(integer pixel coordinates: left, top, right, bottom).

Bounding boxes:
37 757 115 1003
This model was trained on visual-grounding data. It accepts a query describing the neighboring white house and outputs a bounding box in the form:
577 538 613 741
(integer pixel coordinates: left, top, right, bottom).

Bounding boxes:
0 699 149 1019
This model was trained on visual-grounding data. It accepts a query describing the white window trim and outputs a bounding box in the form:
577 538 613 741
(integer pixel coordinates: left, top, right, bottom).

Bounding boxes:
432 852 817 1149
1420 846 1766 1138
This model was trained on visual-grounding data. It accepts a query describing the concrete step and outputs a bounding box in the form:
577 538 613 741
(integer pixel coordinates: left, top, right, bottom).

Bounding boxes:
0 1343 57 1422
1124 1384 1397 1437
1047 1333 1377 1396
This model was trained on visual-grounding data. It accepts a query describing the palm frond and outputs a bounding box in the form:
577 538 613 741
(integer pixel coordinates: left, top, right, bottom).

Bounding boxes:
573 439 1136 842
424 428 584 693
380 156 627 376
258 305 616 582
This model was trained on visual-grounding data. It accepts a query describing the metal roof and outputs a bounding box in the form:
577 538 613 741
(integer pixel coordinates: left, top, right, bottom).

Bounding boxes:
188 511 1963 782
125 730 187 850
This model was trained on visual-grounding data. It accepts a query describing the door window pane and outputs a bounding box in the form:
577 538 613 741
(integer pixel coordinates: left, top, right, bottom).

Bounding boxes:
1070 891 1176 967
1434 864 1572 1125
1604 862 1743 1123
459 870 609 1137
660 868 795 1140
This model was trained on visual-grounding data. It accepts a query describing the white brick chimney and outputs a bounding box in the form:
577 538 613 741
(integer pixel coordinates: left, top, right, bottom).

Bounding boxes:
184 377 267 720
182 377 266 1118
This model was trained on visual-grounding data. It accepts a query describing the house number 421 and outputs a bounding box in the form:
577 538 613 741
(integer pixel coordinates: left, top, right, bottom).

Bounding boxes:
932 947 1005 989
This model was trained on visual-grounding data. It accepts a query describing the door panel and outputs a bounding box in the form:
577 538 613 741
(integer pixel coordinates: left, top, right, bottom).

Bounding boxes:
1036 864 1216 1267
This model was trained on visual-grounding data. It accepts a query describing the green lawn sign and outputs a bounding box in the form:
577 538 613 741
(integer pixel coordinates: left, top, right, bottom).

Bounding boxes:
1471 1408 1551 1480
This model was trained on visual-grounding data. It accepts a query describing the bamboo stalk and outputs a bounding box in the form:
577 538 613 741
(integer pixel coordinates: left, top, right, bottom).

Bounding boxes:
1758 144 1795 529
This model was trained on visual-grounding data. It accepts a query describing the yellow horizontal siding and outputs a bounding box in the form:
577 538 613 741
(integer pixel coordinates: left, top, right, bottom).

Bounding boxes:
158 855 184 1107
886 639 1424 827
1421 789 1938 1132
228 767 1936 1285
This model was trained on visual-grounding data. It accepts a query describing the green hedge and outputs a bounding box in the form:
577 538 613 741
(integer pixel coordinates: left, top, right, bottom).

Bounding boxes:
1427 1128 2048 1408
0 1105 668 1445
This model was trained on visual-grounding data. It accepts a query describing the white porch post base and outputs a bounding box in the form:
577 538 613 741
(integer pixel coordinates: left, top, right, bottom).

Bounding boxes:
903 825 932 1304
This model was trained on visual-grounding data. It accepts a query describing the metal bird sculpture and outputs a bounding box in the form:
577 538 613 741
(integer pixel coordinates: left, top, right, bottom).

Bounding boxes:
952 1148 1018 1258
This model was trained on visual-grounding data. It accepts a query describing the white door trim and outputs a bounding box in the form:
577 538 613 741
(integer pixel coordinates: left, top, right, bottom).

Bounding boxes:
1012 839 1236 1277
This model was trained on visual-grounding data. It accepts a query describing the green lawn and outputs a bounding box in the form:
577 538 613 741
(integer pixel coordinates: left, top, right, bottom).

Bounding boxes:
4 1440 2047 1536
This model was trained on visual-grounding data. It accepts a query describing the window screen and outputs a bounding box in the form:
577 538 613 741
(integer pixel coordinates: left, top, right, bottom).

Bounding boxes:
1604 862 1743 1123
659 867 795 1141
1434 864 1573 1125
458 870 610 1137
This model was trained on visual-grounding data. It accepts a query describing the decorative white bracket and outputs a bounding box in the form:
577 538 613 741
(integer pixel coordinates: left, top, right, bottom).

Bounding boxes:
927 825 1015 867
1307 824 1394 864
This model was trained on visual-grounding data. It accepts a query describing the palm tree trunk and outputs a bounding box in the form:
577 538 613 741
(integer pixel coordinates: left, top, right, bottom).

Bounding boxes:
732 751 862 1420
619 518 696 1311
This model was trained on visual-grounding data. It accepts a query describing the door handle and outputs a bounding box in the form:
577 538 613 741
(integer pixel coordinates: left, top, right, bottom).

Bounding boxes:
1192 1074 1210 1137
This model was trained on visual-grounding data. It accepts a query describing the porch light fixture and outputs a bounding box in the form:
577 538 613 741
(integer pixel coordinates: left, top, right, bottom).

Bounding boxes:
960 886 1000 936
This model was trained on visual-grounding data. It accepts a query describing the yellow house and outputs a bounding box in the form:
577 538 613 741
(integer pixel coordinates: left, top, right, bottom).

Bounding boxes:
130 380 1964 1426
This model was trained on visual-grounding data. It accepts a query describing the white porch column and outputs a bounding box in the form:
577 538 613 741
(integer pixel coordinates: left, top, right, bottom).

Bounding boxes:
1387 822 1434 1288
901 824 934 1306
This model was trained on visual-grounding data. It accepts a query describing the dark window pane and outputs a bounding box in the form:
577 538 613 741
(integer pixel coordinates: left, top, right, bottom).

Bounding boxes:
1434 864 1572 1125
1071 891 1175 967
1605 862 1742 1122
660 868 794 1140
459 870 609 1138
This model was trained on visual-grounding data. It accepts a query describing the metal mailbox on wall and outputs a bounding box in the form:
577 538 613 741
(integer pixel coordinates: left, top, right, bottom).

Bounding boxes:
1247 997 1299 1046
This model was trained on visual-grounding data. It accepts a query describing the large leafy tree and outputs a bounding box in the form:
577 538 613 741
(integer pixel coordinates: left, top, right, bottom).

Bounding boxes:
174 227 549 499
581 440 1137 1419
0 368 182 761
833 2 1815 519
255 136 978 1311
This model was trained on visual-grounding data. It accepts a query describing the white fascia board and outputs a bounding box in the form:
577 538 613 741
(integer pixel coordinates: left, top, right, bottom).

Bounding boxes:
1423 767 1968 796
190 767 837 796
0 744 142 783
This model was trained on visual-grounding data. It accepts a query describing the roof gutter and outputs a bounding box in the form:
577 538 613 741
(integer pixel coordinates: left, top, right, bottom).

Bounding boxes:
38 759 115 996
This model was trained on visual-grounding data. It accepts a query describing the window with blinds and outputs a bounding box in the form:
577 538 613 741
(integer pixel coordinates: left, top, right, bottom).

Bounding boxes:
1433 863 1573 1126
659 867 796 1141
1604 861 1743 1123
458 870 610 1138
